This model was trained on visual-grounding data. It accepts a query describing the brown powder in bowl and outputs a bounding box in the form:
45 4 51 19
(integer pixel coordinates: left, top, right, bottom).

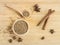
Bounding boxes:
13 20 28 35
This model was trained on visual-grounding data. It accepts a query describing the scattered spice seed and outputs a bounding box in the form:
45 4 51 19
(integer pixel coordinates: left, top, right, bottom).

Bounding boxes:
7 23 12 30
41 36 45 40
9 30 14 34
49 29 55 34
12 36 16 40
33 4 40 12
37 9 55 26
42 16 49 30
5 5 24 18
22 10 30 17
6 18 15 34
7 24 14 34
17 37 23 42
8 39 13 43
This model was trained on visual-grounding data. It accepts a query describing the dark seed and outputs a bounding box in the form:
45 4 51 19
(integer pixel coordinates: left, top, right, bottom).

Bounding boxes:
9 30 14 34
41 36 45 40
17 38 23 42
12 36 16 40
8 39 12 43
49 29 55 34
7 26 12 30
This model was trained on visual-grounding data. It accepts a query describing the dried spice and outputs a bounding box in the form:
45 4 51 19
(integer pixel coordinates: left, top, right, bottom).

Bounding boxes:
9 30 14 34
41 36 45 40
6 17 15 34
13 20 28 35
7 22 14 34
49 29 55 34
42 16 49 30
37 9 55 26
5 18 23 43
33 4 40 12
12 36 16 40
5 5 24 18
7 22 12 30
8 39 13 43
17 37 23 42
22 10 30 17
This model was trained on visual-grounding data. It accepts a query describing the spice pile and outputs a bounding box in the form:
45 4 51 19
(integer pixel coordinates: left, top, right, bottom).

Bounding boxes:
3 4 56 43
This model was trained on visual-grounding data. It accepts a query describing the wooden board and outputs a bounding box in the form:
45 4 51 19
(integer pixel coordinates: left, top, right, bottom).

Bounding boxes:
0 0 60 45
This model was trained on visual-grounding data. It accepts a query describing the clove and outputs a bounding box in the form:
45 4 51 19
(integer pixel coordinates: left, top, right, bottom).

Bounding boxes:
33 4 40 12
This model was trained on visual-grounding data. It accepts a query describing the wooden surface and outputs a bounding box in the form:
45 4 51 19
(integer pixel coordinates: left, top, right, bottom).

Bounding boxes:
0 0 60 45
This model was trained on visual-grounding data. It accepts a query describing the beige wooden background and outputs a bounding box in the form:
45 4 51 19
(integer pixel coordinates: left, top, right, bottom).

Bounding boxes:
0 0 60 45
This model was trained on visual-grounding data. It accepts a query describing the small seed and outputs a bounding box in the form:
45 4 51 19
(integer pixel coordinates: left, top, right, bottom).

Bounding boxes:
41 36 45 40
12 36 16 40
49 29 55 34
8 39 12 43
17 37 23 42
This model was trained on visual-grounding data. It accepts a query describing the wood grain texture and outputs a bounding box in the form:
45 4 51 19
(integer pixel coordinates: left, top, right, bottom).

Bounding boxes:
0 0 60 45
